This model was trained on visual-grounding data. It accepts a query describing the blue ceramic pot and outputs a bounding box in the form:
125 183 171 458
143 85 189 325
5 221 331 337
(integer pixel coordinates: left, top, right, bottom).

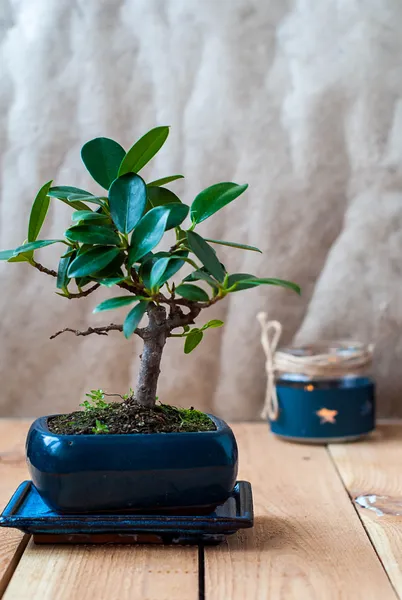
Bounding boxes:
26 414 238 514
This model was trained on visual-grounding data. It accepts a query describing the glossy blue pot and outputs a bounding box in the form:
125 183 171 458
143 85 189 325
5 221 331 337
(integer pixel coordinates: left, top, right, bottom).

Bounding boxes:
26 414 238 514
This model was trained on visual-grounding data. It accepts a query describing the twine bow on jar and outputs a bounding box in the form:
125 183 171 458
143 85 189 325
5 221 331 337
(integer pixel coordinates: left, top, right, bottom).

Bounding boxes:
257 312 374 422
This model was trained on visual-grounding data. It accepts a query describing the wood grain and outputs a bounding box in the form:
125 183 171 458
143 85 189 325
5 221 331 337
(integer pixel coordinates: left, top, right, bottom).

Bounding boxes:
0 420 31 596
204 424 396 600
3 539 198 600
0 422 198 600
329 425 402 597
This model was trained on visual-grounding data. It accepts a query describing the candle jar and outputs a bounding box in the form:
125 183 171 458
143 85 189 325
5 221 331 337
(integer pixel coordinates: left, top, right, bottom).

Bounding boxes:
269 343 376 443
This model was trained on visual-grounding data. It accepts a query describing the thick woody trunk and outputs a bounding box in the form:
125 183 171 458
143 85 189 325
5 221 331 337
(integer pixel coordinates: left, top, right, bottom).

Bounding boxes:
134 304 167 408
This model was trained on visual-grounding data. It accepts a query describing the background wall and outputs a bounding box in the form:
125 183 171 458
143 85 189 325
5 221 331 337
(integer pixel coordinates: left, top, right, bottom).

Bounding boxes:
1 0 402 418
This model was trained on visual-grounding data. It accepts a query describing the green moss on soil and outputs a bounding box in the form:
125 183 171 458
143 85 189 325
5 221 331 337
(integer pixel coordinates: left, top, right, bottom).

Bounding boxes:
48 402 216 435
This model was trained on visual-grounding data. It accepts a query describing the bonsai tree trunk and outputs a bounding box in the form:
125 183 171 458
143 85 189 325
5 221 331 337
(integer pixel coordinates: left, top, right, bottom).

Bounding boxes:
134 304 168 407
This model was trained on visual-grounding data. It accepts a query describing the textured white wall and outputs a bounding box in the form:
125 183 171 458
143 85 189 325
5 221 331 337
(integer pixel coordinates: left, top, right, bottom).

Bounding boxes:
1 0 402 417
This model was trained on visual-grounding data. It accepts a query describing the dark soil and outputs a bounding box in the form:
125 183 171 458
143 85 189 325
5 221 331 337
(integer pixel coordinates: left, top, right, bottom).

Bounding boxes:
48 402 216 435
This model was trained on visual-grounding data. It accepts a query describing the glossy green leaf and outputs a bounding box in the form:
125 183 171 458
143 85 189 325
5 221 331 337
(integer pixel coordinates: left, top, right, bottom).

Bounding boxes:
55 197 91 211
204 238 261 253
67 247 121 278
226 273 258 291
71 211 110 223
176 283 209 302
148 175 184 187
93 295 144 313
92 253 125 278
191 182 248 224
184 330 203 354
81 137 126 190
0 249 17 261
64 225 121 246
128 207 169 264
202 319 224 329
146 188 188 230
119 126 170 176
183 268 218 287
236 277 301 295
28 180 52 243
186 231 225 282
123 301 149 339
7 252 32 263
109 173 147 233
146 186 181 209
48 186 94 199
159 251 188 284
13 240 64 255
56 254 73 290
98 276 127 288
149 257 170 290
68 195 107 208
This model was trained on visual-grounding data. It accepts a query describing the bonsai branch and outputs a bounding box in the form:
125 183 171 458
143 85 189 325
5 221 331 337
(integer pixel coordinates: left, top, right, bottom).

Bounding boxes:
64 284 101 299
31 260 57 278
50 324 125 339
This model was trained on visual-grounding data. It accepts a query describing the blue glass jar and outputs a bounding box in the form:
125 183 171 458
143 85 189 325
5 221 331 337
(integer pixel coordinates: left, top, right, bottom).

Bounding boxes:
269 342 376 443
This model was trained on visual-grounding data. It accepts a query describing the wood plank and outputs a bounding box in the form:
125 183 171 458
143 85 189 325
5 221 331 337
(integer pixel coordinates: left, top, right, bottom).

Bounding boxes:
205 424 396 600
0 420 198 600
329 425 402 597
3 539 198 600
0 420 31 596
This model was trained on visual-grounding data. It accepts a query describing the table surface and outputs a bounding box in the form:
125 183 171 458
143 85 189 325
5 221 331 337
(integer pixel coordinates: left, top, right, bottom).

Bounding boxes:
0 421 402 600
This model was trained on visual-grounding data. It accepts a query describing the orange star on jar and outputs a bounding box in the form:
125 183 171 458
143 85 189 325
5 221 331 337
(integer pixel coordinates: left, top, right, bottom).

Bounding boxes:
316 408 338 424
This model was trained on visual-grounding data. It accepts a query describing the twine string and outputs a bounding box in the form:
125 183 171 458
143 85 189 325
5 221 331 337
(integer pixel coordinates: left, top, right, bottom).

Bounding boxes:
257 312 374 421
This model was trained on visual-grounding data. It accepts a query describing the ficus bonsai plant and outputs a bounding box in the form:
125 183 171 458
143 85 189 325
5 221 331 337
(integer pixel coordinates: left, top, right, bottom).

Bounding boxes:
0 126 300 513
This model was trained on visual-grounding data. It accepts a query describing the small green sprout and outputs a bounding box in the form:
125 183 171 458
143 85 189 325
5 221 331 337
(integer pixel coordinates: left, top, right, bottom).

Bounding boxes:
92 420 109 434
80 389 111 411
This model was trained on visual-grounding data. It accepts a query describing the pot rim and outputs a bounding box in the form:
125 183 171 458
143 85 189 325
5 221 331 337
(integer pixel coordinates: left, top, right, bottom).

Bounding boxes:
31 413 230 440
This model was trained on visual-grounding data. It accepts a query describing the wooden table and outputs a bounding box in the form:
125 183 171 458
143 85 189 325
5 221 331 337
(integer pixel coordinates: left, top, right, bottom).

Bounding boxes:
1 420 402 599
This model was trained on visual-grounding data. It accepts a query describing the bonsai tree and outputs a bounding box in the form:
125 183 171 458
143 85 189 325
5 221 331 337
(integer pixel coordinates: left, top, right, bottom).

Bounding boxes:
0 126 300 420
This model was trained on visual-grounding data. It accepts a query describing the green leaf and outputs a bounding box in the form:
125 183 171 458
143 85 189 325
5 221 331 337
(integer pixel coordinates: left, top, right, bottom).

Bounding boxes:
165 203 189 230
202 319 224 329
176 283 209 302
13 240 63 255
183 268 218 287
146 186 181 209
55 197 91 211
128 207 169 264
191 182 248 224
81 138 126 190
64 225 121 246
98 276 127 288
0 249 17 261
146 188 189 230
7 252 32 263
159 251 188 284
226 273 258 291
92 253 124 278
119 126 170 176
71 211 110 223
28 180 52 242
109 173 147 233
67 247 121 278
94 295 144 313
48 186 94 199
235 277 301 295
56 254 73 290
184 330 203 354
186 231 225 282
68 195 107 208
204 238 262 253
148 175 184 187
149 257 170 290
123 301 149 339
